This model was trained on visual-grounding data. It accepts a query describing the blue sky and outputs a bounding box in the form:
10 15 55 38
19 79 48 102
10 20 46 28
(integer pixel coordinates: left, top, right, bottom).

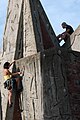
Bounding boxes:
0 0 8 48
0 0 80 48
41 0 80 34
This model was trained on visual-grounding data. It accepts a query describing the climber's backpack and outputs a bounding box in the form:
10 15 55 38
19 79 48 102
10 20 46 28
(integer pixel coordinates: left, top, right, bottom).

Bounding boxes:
4 78 16 90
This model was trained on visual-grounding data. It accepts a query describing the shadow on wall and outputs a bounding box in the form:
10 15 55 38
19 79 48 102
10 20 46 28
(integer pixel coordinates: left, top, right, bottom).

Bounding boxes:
0 91 2 120
12 63 24 120
4 62 24 120
12 63 23 92
42 48 80 120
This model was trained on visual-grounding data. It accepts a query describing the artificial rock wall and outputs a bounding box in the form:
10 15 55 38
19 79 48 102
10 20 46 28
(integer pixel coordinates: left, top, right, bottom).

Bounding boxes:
15 49 72 120
62 25 80 51
1 46 80 120
0 0 80 119
0 0 59 119
15 47 80 120
14 25 80 120
3 0 23 59
16 53 43 120
70 25 80 52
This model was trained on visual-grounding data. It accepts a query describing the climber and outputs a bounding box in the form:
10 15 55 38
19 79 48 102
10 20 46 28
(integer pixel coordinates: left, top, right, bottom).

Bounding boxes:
57 22 74 43
3 60 22 107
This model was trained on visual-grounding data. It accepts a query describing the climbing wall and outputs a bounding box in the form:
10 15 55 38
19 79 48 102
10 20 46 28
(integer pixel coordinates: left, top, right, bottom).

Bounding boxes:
70 25 80 52
1 0 59 118
0 0 23 119
1 0 80 119
23 0 59 57
63 50 80 119
15 48 80 120
16 53 43 120
13 93 22 120
3 0 23 60
15 50 72 120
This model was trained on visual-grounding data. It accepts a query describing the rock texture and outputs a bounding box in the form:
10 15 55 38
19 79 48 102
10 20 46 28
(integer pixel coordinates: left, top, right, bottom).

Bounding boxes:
0 0 80 120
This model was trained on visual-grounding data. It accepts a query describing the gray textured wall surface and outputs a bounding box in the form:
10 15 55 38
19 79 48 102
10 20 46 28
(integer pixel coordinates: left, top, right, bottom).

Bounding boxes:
41 49 72 120
1 48 80 120
0 0 80 119
16 53 43 120
70 25 80 52
15 50 72 120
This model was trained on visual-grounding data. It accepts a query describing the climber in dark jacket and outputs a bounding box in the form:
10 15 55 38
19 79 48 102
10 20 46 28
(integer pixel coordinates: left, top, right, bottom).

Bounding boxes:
57 22 74 42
